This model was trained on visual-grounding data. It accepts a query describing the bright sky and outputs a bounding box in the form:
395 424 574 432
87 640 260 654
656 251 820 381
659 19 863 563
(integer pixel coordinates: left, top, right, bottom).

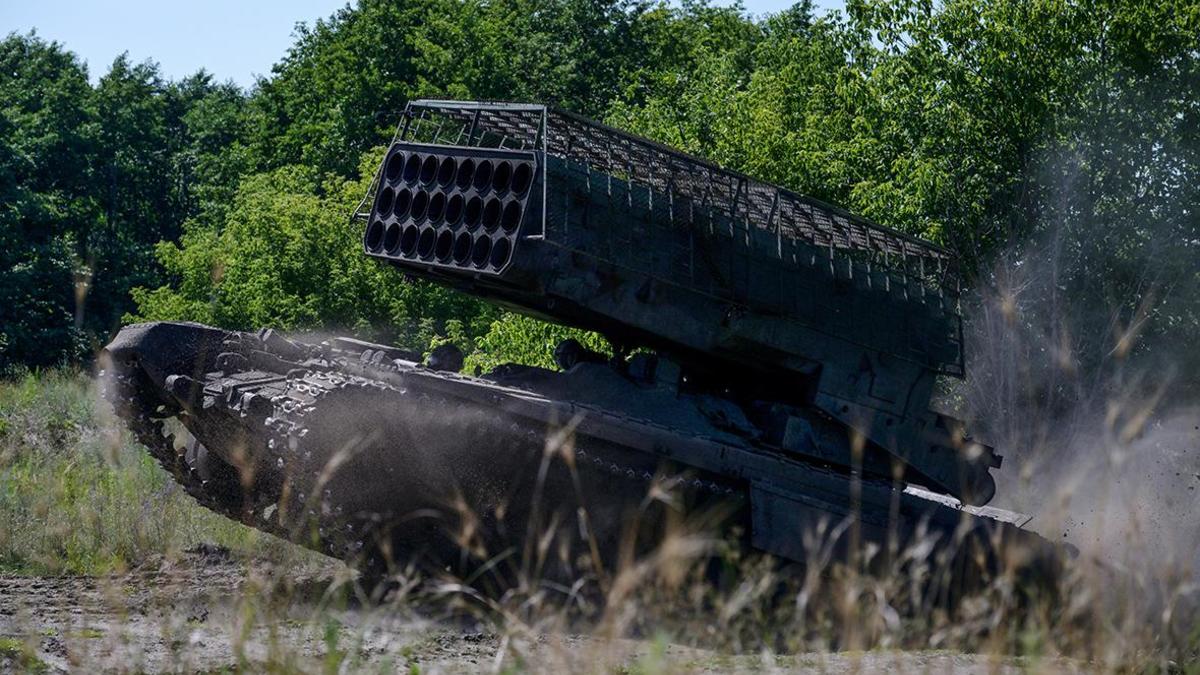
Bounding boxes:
2 0 845 89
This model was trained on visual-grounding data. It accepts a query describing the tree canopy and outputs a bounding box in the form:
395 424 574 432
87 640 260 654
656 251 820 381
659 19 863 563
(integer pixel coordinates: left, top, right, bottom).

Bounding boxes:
2 0 1196 380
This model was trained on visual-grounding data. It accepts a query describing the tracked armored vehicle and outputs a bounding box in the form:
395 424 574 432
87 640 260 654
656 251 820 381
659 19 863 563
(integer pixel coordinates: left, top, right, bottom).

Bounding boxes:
104 101 1059 590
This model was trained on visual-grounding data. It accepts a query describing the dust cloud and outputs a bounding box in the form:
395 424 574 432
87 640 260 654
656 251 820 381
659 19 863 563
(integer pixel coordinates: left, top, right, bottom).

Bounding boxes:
956 222 1200 575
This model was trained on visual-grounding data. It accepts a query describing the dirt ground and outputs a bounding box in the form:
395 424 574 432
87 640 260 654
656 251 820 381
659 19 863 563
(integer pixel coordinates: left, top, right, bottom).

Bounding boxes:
0 547 1094 674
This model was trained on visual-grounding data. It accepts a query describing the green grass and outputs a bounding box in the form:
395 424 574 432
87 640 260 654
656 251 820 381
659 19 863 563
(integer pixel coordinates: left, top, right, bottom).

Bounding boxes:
0 636 49 673
0 369 273 574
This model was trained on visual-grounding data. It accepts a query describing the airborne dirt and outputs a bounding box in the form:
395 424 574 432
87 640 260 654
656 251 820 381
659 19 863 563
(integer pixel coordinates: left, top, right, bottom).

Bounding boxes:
0 548 1090 674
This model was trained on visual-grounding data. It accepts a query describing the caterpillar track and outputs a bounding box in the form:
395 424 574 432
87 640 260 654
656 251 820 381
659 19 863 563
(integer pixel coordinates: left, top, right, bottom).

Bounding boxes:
102 322 753 585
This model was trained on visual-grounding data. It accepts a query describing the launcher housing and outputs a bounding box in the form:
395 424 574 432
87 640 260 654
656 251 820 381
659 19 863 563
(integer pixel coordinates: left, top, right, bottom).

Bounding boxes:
357 100 996 505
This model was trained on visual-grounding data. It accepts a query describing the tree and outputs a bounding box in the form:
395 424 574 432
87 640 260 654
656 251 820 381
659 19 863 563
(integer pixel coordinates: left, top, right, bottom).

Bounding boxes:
130 152 500 350
0 33 254 370
0 34 95 369
5 0 1196 382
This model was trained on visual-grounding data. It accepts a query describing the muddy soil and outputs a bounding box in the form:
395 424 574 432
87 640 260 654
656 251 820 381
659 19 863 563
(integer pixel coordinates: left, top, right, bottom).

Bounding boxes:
0 547 1083 673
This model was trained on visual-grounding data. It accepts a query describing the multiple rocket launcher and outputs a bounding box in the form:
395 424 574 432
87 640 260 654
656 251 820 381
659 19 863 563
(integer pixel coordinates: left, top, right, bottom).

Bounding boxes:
358 100 998 506
101 100 1057 583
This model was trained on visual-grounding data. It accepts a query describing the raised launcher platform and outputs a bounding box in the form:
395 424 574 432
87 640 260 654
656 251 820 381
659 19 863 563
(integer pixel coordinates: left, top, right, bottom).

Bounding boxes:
356 100 997 505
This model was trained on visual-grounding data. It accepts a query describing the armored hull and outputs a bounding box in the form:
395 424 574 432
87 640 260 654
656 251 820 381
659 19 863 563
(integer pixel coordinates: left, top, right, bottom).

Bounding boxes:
104 321 1059 591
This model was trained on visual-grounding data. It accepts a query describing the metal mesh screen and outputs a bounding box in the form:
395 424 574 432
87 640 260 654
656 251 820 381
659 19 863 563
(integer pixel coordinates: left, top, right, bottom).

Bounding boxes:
364 100 964 373
396 100 958 297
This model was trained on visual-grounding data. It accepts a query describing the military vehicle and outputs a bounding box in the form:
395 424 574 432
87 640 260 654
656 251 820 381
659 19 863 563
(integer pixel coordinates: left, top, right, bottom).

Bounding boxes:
104 100 1060 591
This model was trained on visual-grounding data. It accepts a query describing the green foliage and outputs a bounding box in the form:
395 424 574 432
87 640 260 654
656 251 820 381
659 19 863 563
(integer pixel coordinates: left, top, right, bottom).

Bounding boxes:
0 371 266 574
131 151 499 349
0 33 255 371
0 35 94 370
0 636 50 673
245 0 697 177
3 0 1198 377
612 0 1200 375
465 313 609 373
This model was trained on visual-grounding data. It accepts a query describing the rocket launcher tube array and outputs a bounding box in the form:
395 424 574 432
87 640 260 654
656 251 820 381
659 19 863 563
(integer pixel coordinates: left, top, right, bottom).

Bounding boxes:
365 144 533 276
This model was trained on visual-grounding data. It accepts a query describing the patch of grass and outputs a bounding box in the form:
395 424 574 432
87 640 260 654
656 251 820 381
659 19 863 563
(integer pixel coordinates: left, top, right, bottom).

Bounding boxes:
0 369 283 574
0 636 49 673
0 637 26 653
